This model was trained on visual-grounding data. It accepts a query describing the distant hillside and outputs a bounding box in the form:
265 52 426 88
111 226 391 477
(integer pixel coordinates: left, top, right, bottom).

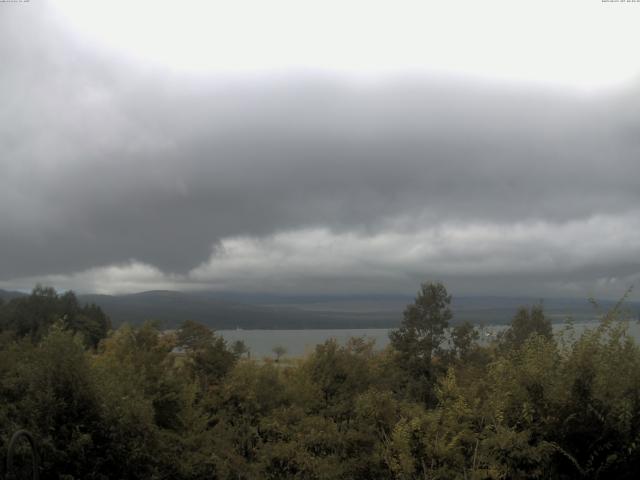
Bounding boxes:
0 289 27 301
77 291 402 330
3 287 636 329
72 290 640 330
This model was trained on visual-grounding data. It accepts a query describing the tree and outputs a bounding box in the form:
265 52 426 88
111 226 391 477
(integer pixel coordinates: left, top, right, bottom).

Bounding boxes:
191 336 237 387
501 304 552 349
273 345 287 362
0 286 110 347
390 282 452 358
232 339 250 358
3 323 105 478
69 302 111 348
177 320 237 389
451 320 479 361
389 281 452 404
177 320 214 350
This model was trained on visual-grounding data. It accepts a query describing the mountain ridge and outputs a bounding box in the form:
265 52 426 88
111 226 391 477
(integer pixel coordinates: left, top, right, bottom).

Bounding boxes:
2 288 638 330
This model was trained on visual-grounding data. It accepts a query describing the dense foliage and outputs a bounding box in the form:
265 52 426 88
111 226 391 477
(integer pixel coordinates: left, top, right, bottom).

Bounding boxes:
1 283 640 479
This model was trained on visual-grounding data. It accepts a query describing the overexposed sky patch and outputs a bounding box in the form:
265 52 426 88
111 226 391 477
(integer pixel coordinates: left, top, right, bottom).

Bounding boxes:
53 0 640 89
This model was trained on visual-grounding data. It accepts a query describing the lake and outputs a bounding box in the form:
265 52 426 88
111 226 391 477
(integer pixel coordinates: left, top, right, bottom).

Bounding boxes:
218 320 640 358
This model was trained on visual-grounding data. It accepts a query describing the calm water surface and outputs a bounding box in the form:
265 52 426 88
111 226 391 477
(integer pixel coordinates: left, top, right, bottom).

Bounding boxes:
218 320 640 358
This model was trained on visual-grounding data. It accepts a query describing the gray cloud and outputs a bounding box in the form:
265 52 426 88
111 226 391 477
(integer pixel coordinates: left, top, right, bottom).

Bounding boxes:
1 3 640 298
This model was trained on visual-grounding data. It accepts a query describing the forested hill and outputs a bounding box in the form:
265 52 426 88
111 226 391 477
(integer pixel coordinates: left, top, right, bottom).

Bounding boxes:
0 288 26 301
2 282 640 478
4 288 638 329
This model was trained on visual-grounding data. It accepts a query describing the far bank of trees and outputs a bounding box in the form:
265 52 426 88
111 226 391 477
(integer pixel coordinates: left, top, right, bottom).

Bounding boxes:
0 285 110 347
1 283 639 479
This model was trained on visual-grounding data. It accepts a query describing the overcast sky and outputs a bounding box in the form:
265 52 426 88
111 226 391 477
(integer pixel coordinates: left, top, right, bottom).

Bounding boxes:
2 0 640 299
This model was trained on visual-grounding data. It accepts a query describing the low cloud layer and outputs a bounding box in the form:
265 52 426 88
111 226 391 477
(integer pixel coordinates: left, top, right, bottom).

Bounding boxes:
4 213 640 299
1 3 640 299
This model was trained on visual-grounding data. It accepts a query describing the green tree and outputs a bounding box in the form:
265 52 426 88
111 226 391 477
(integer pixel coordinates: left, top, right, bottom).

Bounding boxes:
177 320 237 390
0 323 105 478
177 319 214 350
303 338 376 421
232 339 250 358
389 281 452 404
450 320 479 361
502 304 552 349
0 286 110 347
